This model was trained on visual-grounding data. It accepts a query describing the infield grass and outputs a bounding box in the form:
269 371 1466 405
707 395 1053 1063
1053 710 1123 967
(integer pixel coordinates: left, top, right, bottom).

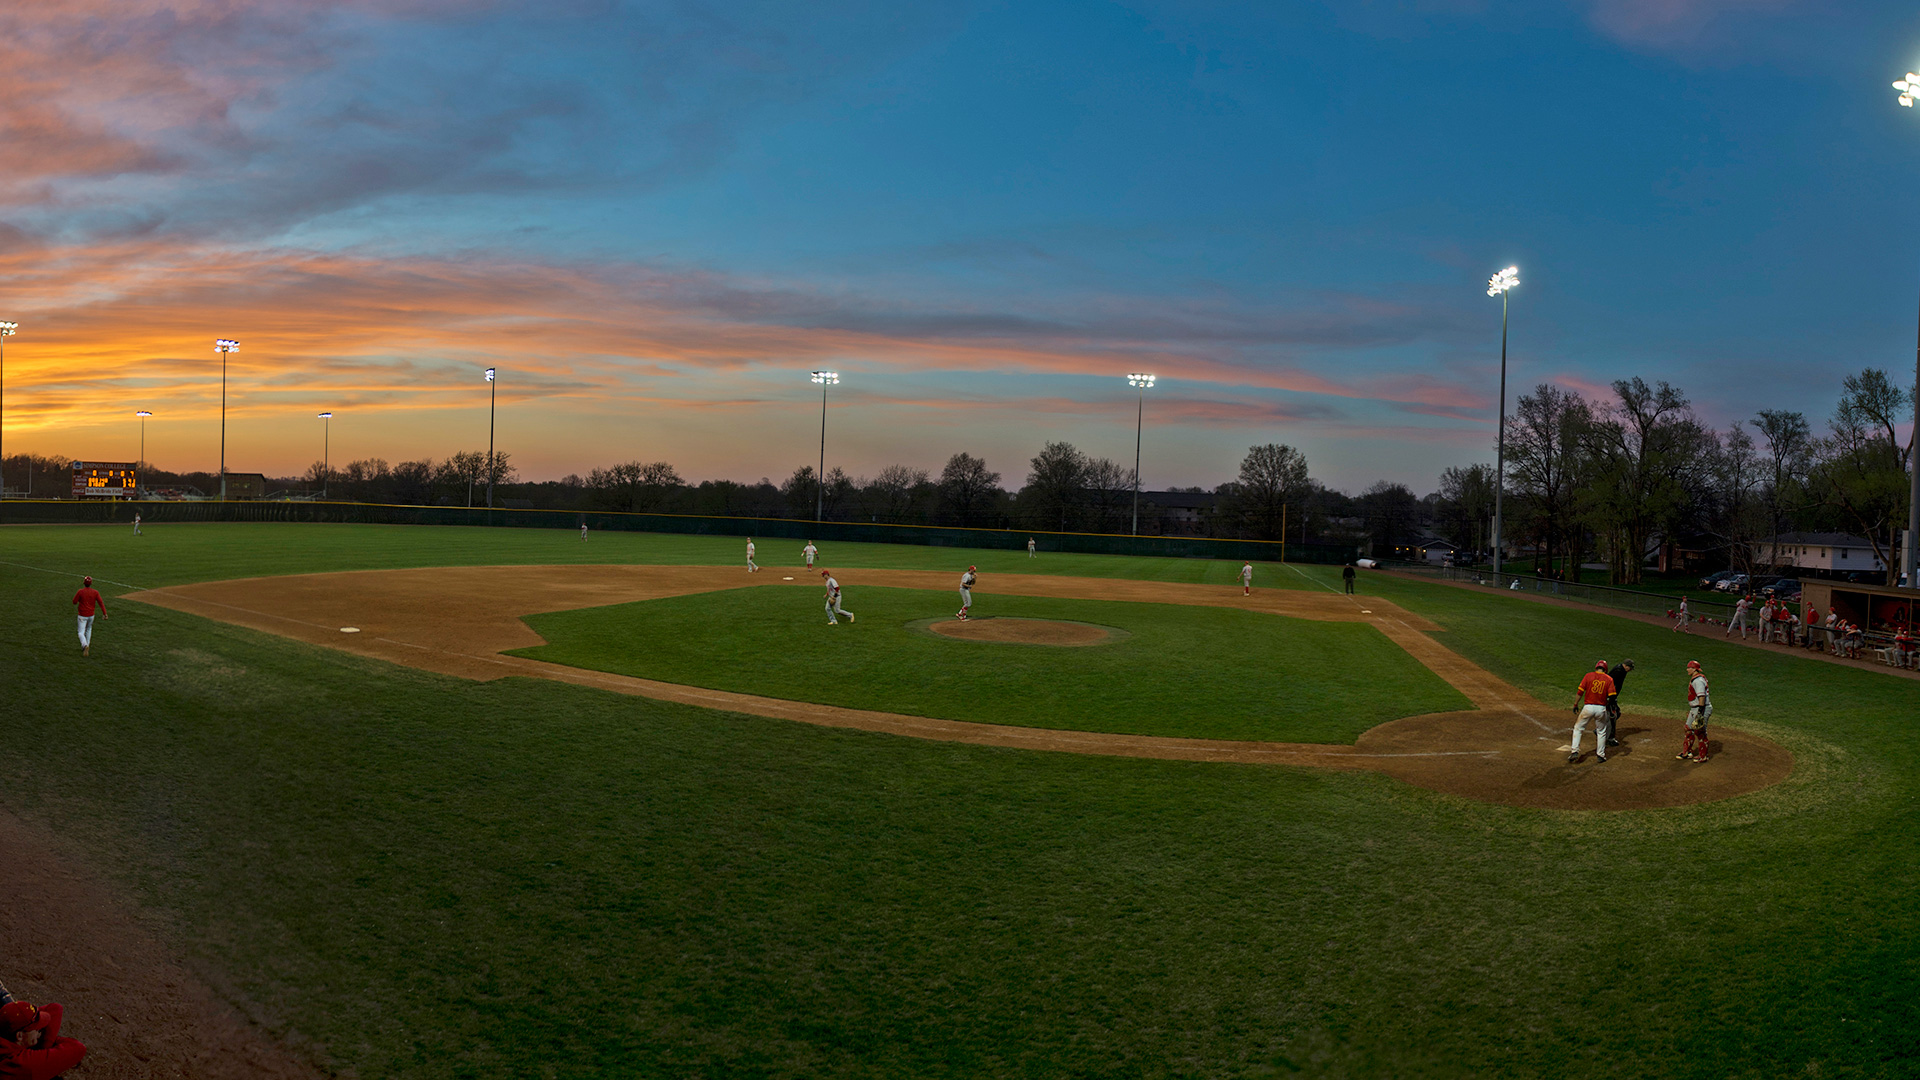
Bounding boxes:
513 585 1468 743
2 522 1917 1079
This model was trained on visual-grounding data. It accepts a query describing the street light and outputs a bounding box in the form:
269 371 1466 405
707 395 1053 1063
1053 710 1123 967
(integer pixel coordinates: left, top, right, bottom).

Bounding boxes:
810 371 839 522
0 321 15 498
1487 266 1519 580
215 339 239 500
484 367 497 510
1895 73 1920 588
317 412 333 499
135 411 153 476
1127 373 1156 534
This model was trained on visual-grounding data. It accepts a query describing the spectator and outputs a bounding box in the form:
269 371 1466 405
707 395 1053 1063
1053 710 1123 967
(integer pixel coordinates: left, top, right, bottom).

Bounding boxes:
0 999 87 1080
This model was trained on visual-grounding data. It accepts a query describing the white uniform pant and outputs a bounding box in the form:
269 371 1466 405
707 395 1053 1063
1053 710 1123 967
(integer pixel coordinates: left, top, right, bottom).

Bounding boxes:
77 614 96 649
1572 704 1609 756
747 555 757 571
826 596 851 622
1729 611 1748 637
958 587 971 611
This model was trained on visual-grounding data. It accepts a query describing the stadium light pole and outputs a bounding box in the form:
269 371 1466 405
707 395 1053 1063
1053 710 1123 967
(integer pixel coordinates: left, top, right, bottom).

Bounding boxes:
810 371 839 522
484 367 497 510
135 411 153 473
1127 373 1156 534
1486 267 1519 579
0 321 15 497
1894 72 1920 588
317 412 333 499
215 339 239 500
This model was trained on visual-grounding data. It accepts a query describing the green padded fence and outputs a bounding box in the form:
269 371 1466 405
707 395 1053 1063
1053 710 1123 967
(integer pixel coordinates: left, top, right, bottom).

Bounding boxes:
0 498 1364 564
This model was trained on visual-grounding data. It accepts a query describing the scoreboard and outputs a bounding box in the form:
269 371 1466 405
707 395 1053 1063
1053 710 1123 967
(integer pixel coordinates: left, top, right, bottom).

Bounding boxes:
72 461 137 498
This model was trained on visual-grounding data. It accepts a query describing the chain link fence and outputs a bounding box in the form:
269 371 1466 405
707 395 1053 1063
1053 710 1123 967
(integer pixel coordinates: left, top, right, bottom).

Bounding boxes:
1384 561 1734 623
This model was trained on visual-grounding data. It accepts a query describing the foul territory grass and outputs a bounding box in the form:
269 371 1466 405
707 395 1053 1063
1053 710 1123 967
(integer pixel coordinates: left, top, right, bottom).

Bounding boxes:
3 522 1918 1078
512 586 1467 743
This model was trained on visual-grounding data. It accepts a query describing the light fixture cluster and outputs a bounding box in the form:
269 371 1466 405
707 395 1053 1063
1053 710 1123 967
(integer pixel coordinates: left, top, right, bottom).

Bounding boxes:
0 321 17 337
810 370 839 385
215 338 238 352
484 367 496 382
1896 72 1920 107
1127 373 1156 388
1486 266 1520 297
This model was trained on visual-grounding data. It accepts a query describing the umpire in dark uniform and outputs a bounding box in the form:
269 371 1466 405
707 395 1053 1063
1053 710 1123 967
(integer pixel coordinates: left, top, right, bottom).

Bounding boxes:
1605 659 1634 747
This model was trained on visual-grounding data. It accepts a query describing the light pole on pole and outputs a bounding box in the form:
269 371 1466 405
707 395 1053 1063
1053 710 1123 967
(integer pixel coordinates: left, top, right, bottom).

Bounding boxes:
317 412 333 499
136 411 153 476
215 339 239 500
484 368 497 510
1486 267 1519 579
1893 72 1920 588
1127 373 1156 535
0 321 16 498
810 371 838 522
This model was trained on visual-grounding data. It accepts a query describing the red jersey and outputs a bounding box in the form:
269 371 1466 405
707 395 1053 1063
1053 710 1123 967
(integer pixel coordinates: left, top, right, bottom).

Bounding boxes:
71 588 104 617
1577 671 1615 706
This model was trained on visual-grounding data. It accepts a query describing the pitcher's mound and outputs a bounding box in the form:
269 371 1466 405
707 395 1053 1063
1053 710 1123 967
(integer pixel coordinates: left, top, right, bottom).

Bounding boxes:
925 617 1124 647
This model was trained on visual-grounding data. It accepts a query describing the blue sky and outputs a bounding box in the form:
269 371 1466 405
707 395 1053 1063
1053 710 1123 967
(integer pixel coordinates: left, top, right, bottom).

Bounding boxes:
3 0 1917 492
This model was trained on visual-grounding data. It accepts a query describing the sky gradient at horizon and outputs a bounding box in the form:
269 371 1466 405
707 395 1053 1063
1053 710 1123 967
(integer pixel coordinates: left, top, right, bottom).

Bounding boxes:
3 0 1918 494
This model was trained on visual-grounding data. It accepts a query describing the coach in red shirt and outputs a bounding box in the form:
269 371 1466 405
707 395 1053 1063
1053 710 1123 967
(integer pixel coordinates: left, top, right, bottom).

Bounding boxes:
0 1001 87 1080
72 575 107 657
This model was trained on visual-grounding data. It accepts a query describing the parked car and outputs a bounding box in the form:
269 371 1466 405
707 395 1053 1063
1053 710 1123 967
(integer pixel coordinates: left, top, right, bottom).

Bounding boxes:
1715 573 1750 593
1762 578 1802 601
1698 570 1740 590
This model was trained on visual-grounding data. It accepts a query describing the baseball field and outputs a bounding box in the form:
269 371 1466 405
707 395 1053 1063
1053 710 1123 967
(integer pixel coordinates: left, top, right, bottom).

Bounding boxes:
2 521 1916 1078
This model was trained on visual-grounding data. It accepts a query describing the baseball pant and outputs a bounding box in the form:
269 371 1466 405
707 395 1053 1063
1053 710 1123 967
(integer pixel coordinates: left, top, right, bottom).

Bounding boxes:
1572 704 1609 757
747 557 757 572
827 598 852 623
1682 711 1710 759
1605 695 1621 744
958 587 971 613
77 615 95 649
1728 612 1748 638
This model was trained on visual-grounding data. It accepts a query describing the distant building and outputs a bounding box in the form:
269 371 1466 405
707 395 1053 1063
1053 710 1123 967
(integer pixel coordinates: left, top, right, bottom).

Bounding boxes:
1139 490 1219 535
223 472 268 499
1752 532 1886 579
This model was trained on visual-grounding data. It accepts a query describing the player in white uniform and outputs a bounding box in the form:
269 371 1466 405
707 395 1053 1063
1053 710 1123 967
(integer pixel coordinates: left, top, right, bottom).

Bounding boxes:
746 538 758 573
803 542 818 568
1726 594 1751 638
957 566 977 620
1672 596 1691 633
821 570 853 624
580 523 588 542
1240 562 1253 596
1027 537 1036 558
133 513 142 536
1678 660 1711 762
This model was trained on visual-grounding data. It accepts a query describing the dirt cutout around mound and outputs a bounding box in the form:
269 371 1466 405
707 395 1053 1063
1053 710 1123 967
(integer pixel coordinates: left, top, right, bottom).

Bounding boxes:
926 616 1120 646
0 812 326 1080
128 564 1792 812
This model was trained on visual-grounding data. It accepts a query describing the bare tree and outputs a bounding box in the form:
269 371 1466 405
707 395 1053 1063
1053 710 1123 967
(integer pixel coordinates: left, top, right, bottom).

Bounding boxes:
1750 409 1812 571
1504 384 1590 575
1022 442 1089 531
937 453 1000 526
1232 443 1310 541
1437 463 1495 558
1806 369 1913 571
1579 378 1709 584
868 464 931 522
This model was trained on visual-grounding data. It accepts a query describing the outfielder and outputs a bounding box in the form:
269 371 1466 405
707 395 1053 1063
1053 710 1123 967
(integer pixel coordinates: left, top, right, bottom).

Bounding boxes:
580 522 588 542
957 565 977 620
822 570 854 624
1027 537 1036 558
72 576 107 657
746 538 758 573
1240 562 1253 596
1570 660 1615 764
1726 593 1751 639
803 541 818 568
1678 660 1711 763
133 512 143 536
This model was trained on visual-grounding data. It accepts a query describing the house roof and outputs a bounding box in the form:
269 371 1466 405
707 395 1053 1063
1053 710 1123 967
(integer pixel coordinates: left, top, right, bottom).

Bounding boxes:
1140 490 1217 510
1759 532 1876 547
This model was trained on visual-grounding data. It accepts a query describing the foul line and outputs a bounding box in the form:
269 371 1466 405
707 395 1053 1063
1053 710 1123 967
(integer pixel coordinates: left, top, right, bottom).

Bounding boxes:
0 559 147 592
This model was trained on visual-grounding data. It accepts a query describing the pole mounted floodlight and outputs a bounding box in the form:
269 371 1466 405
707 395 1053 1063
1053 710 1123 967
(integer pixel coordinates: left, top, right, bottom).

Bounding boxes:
318 412 333 499
484 368 497 510
1127 373 1157 534
215 339 239 500
1896 73 1920 590
136 411 153 475
1486 267 1518 580
0 321 16 498
810 371 839 522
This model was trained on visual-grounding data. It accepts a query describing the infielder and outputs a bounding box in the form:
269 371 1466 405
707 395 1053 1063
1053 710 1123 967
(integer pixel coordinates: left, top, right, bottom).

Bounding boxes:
1678 660 1711 763
746 538 758 573
1570 660 1615 764
1027 537 1036 558
1726 593 1752 639
957 565 977 620
1673 596 1691 633
803 541 818 568
72 576 107 658
1240 562 1253 596
821 570 854 624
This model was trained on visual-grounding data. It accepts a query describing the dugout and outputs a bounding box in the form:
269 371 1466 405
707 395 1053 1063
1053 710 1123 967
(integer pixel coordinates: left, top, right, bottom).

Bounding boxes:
1801 580 1918 635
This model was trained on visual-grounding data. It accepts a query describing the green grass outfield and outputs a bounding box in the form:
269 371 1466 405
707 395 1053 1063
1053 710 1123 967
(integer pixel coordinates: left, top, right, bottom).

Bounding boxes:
513 586 1467 743
2 522 1917 1079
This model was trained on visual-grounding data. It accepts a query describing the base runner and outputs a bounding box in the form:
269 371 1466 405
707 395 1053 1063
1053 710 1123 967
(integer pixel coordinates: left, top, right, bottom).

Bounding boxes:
957 566 977 620
1570 660 1615 764
822 570 854 624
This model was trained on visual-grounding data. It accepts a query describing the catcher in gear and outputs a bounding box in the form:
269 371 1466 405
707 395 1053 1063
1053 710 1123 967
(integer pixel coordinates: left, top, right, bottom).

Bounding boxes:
1679 660 1712 762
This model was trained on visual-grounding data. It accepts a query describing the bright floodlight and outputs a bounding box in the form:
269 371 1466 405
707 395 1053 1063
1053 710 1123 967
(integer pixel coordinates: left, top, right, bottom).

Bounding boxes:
318 411 333 419
811 370 839 385
1487 266 1520 297
484 367 496 382
0 321 18 336
136 410 153 418
1128 373 1156 388
1897 73 1920 107
215 338 238 352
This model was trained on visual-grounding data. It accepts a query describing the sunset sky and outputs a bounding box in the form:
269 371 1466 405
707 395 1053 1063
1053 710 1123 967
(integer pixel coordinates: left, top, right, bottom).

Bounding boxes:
3 0 1919 493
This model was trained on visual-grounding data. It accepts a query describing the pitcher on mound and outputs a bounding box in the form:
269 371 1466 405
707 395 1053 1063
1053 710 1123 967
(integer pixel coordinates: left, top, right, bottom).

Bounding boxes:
957 566 977 620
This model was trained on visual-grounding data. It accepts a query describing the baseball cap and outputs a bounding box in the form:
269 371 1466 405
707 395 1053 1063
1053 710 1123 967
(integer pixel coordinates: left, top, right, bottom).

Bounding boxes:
1 1001 37 1032
83 576 92 585
968 565 976 571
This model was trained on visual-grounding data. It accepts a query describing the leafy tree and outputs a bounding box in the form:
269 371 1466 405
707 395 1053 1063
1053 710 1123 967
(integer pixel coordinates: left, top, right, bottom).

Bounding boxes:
1358 481 1419 555
1806 369 1913 571
1231 443 1310 541
1578 378 1709 584
1437 463 1495 557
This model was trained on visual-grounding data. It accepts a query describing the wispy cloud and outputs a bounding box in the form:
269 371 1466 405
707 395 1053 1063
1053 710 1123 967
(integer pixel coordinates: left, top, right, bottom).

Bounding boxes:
1578 0 1799 49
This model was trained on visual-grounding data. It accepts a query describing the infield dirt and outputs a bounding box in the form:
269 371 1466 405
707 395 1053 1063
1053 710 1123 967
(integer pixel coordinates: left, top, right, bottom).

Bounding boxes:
127 564 1791 811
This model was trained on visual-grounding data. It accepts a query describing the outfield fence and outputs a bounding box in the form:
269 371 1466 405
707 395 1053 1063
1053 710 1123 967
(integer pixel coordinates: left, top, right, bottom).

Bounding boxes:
0 498 1365 564
1382 561 1737 623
